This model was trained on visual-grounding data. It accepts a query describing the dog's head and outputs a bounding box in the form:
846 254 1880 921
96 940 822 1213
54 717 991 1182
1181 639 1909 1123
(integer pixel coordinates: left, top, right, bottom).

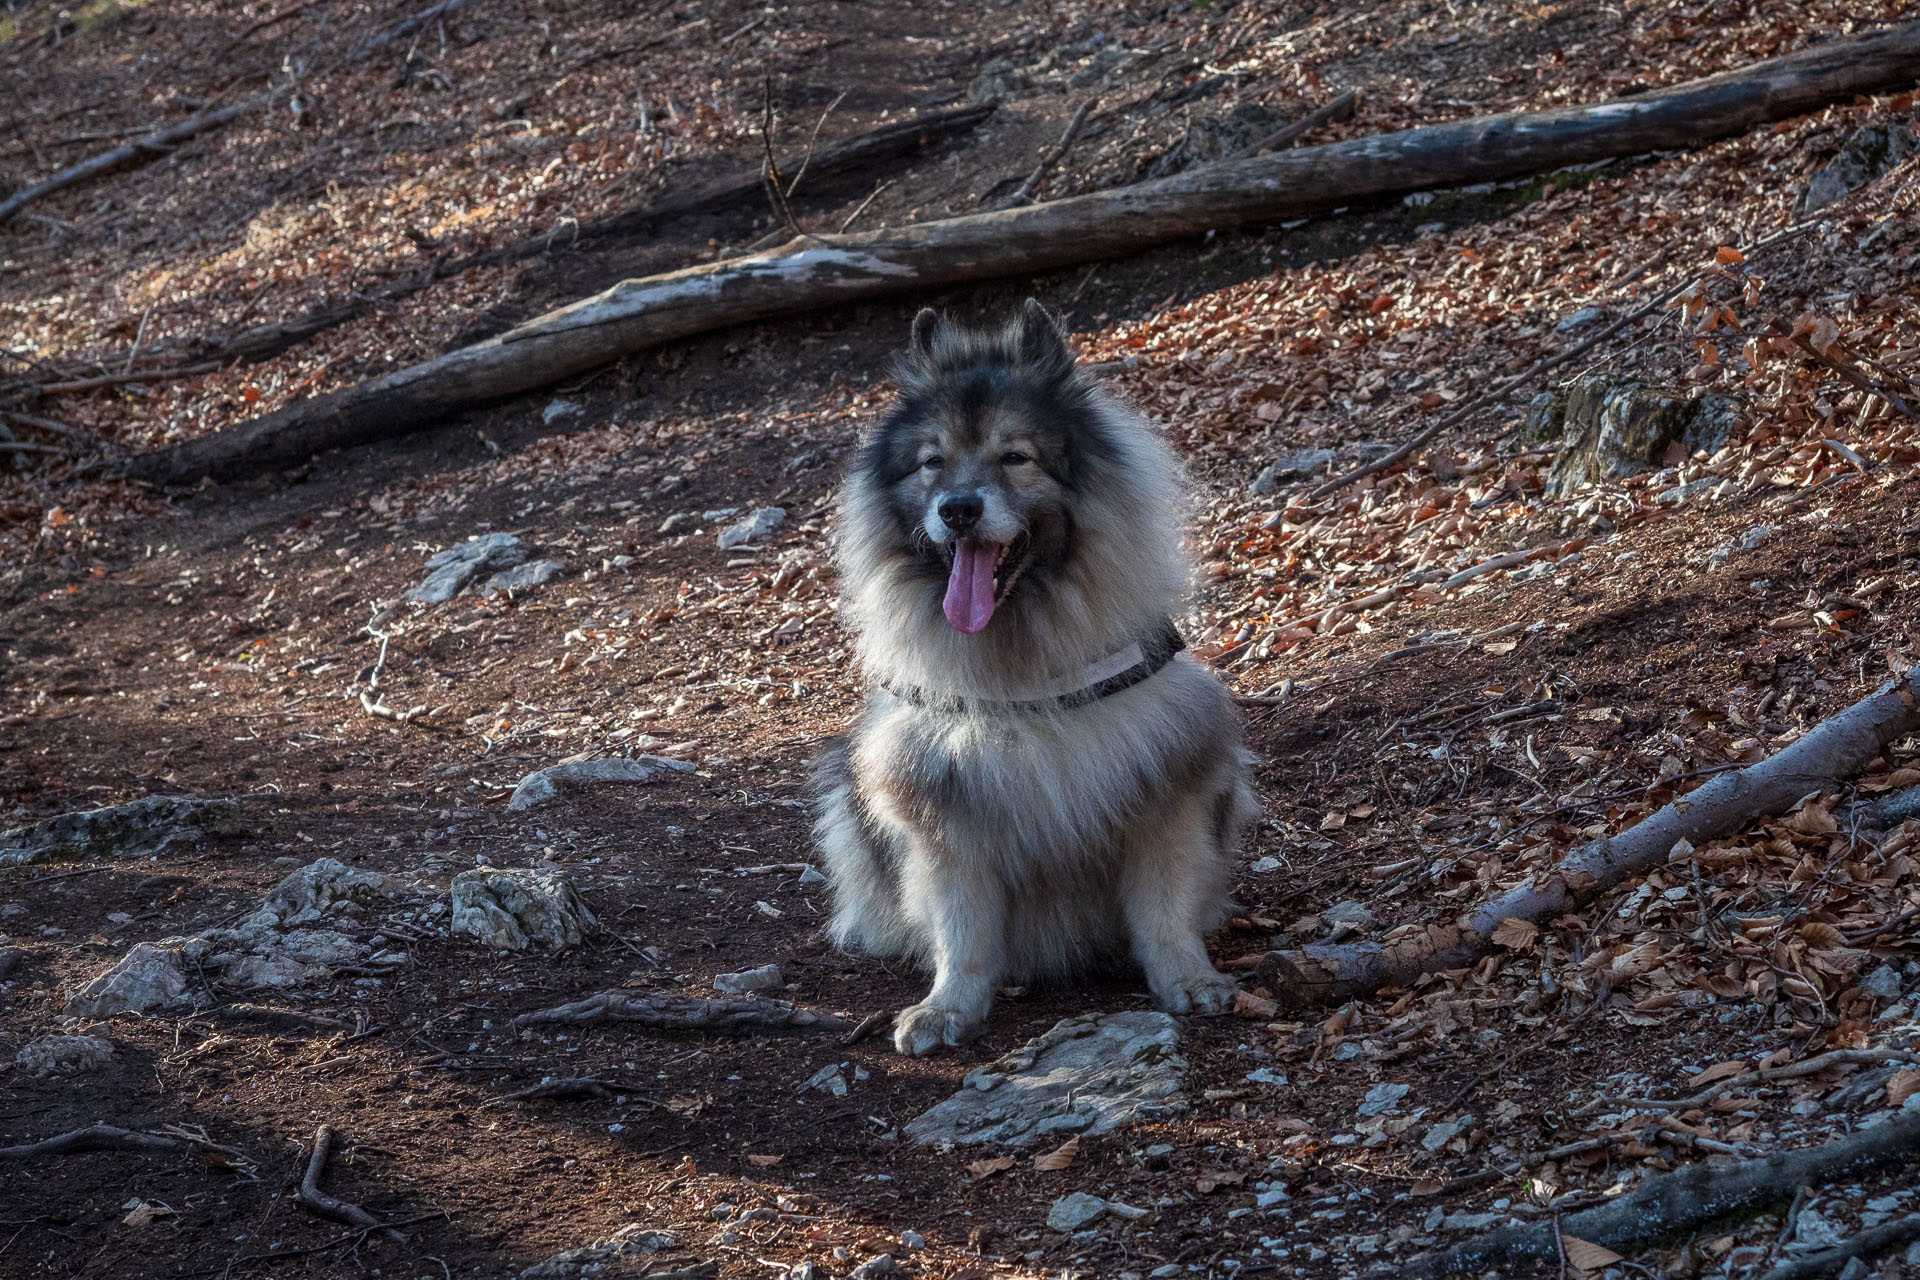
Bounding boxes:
856 299 1117 633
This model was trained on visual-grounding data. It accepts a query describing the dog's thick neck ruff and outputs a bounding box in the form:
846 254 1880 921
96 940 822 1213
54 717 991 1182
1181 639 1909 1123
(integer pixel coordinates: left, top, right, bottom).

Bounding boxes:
880 616 1185 714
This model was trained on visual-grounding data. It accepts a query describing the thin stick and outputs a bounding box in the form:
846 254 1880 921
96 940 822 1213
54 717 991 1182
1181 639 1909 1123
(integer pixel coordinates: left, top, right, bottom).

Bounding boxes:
759 74 799 234
1229 87 1359 159
994 99 1093 210
28 361 220 394
297 1124 405 1242
785 90 849 198
1310 220 1820 499
838 178 894 233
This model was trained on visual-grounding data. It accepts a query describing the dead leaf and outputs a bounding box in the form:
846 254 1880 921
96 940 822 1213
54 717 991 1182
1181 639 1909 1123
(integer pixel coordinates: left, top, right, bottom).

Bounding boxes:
1561 1235 1625 1270
1686 1059 1750 1089
1786 799 1838 835
1888 1069 1920 1107
967 1155 1016 1180
1490 917 1539 952
747 1154 783 1167
1234 989 1279 1019
1032 1136 1080 1171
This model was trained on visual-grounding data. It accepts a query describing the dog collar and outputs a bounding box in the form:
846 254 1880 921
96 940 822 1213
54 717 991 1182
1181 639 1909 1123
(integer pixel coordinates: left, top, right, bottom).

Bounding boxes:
882 617 1185 714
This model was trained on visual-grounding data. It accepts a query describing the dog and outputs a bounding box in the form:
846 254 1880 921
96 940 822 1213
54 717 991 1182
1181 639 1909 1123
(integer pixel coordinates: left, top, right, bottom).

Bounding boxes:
813 299 1258 1056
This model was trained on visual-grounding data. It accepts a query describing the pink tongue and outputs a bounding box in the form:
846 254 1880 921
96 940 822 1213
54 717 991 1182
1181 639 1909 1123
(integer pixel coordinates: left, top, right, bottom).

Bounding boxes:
942 539 999 633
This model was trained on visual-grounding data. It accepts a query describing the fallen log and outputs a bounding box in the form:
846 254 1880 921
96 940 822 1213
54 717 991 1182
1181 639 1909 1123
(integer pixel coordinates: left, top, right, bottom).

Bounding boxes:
1396 1108 1920 1278
86 103 995 371
512 991 852 1036
120 22 1920 486
1256 664 1920 1007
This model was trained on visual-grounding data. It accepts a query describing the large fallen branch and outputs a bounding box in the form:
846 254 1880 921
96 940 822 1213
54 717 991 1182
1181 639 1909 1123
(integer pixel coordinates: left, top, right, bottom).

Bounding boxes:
1397 1108 1920 1278
122 23 1920 485
298 1123 406 1243
1255 664 1920 1006
90 103 995 371
512 991 852 1036
0 1123 254 1172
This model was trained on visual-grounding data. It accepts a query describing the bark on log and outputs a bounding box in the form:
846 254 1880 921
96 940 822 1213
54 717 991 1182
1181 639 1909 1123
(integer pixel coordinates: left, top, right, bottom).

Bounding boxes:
512 991 852 1035
1397 1108 1920 1278
1256 664 1920 1007
121 23 1920 486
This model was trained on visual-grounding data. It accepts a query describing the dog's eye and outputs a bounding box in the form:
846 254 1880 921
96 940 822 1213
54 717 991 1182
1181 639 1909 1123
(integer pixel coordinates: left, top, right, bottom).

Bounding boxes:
1001 451 1030 466
920 456 943 471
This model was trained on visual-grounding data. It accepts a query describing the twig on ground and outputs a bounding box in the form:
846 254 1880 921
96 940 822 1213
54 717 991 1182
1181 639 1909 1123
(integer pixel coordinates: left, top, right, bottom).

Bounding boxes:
0 1123 254 1174
297 1124 406 1243
784 90 848 197
838 178 894 232
1760 1212 1920 1280
216 1003 351 1032
490 1078 661 1105
25 363 221 395
994 98 1093 210
1395 1109 1920 1278
842 1010 889 1046
513 992 852 1036
759 74 799 235
357 609 423 723
1229 87 1360 158
1575 1047 1920 1117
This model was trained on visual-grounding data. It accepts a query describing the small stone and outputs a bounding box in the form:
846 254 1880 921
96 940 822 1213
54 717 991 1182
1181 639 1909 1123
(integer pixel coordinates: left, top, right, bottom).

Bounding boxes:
969 56 1034 103
1798 124 1919 215
508 755 696 811
797 865 828 886
15 1034 113 1079
659 513 695 535
1245 1067 1288 1086
411 532 528 604
805 1063 848 1097
1047 1192 1108 1232
450 868 597 952
715 963 783 994
1257 1186 1290 1209
1249 448 1336 494
850 1255 904 1280
0 946 24 979
717 507 787 549
1358 1082 1409 1117
899 1230 926 1250
1420 1119 1469 1151
483 559 565 594
1323 900 1376 930
1791 1206 1846 1250
541 399 581 424
1860 964 1904 1001
1835 1258 1870 1280
1248 856 1283 874
517 1225 675 1278
64 942 192 1019
1556 306 1604 331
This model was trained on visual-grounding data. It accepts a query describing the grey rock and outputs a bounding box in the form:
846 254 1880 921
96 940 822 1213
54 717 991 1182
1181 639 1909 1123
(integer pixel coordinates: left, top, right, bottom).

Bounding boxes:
1047 1192 1109 1232
717 507 787 549
183 925 369 989
1790 1206 1847 1250
518 1225 676 1279
1323 900 1376 930
0 795 233 868
804 1063 848 1097
15 1034 113 1079
262 857 416 927
1656 476 1720 506
410 532 528 604
64 941 193 1018
1798 124 1918 216
450 868 597 951
1556 306 1605 331
1358 1082 1410 1117
849 1256 903 1280
969 56 1034 103
1546 374 1744 496
508 755 696 811
1420 1118 1469 1151
904 1011 1188 1146
541 399 582 425
1522 390 1567 443
483 559 565 594
1705 524 1778 570
1860 963 1905 1002
1441 1212 1506 1232
659 513 695 535
714 964 783 994
1836 1258 1870 1280
1249 448 1336 494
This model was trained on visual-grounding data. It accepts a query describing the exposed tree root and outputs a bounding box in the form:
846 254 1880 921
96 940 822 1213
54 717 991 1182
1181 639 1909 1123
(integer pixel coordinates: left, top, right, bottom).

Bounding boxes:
0 1123 254 1173
1397 1109 1920 1278
297 1124 406 1243
1759 1211 1920 1280
512 992 852 1036
1256 664 1920 1006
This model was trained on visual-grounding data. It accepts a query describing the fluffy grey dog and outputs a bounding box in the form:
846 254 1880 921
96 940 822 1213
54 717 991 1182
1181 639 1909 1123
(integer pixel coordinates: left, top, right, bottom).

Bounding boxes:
813 300 1257 1056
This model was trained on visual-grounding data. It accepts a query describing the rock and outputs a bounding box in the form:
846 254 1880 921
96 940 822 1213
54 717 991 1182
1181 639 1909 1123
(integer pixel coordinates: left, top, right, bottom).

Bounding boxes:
804 1063 848 1097
1555 306 1605 331
850 1256 904 1280
717 507 787 549
0 945 25 979
518 1225 676 1279
714 964 783 994
0 795 233 868
1047 1192 1109 1232
262 857 416 926
182 925 369 989
1798 124 1918 216
508 755 696 811
483 559 566 594
898 1230 926 1251
1860 963 1905 1002
1655 476 1720 506
904 1011 1188 1146
1546 373 1743 496
1521 390 1567 443
1420 1118 1470 1151
1705 524 1777 570
541 399 582 425
1249 447 1336 494
969 56 1034 103
64 941 193 1018
450 868 597 951
1148 102 1288 179
1323 900 1376 930
410 532 529 604
1248 855 1284 873
658 513 695 535
1245 1067 1288 1086
15 1034 113 1079
1358 1082 1409 1117
1790 1206 1847 1250
1440 1211 1505 1232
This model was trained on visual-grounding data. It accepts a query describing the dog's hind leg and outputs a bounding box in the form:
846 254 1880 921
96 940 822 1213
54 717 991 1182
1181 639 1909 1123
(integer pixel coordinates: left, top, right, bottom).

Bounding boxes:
1120 782 1241 1016
812 741 913 957
893 843 1007 1055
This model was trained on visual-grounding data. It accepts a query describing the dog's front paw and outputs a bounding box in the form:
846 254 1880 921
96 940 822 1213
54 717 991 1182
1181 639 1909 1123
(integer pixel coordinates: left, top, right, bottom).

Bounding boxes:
1151 969 1238 1016
893 1000 986 1056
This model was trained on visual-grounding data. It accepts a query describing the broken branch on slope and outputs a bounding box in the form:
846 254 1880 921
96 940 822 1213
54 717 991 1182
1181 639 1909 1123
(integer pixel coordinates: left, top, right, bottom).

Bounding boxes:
297 1124 406 1243
1254 663 1920 1007
1396 1108 1920 1278
512 991 853 1036
120 22 1920 485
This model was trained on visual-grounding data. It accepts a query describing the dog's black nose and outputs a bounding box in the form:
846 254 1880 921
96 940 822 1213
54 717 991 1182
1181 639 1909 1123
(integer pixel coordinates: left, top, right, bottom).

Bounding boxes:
938 493 984 531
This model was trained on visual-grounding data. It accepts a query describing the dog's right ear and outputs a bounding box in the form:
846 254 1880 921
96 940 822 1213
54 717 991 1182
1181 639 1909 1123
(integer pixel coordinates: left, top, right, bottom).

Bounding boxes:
908 308 945 363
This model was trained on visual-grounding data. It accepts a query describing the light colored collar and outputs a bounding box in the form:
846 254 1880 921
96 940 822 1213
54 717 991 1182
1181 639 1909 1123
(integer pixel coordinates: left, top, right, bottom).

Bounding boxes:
881 618 1185 714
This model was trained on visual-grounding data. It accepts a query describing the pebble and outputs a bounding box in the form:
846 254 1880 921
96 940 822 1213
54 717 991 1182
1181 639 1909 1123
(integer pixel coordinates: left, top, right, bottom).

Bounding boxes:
717 507 787 549
1357 1082 1409 1116
714 963 783 994
1047 1192 1109 1232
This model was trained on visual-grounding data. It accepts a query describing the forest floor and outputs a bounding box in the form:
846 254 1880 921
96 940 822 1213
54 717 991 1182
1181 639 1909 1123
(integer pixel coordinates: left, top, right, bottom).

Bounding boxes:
3 0 1920 1278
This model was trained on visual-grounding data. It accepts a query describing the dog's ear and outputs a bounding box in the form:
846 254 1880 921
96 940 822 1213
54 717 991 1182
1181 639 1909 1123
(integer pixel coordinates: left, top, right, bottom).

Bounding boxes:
908 308 945 363
1014 297 1072 380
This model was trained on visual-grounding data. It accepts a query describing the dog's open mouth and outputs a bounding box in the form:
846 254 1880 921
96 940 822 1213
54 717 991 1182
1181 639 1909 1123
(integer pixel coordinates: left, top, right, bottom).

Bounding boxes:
941 534 1029 633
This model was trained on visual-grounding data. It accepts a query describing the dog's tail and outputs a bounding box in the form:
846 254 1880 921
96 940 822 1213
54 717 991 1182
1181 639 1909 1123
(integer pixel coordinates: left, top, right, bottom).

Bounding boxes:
811 738 915 957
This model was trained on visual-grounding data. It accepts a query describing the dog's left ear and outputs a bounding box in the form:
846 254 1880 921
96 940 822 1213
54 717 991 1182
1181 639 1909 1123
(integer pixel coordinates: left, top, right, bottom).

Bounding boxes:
1015 298 1072 380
